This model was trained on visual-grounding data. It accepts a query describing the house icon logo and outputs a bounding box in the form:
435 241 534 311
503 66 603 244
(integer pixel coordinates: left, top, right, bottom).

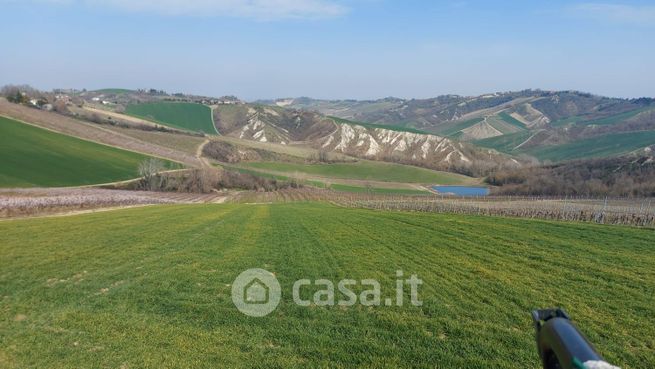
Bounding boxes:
245 278 269 304
231 268 281 317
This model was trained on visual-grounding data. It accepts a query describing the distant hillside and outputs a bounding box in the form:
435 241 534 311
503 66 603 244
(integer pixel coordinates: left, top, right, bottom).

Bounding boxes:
16 84 655 171
265 91 655 163
487 155 655 197
213 104 517 175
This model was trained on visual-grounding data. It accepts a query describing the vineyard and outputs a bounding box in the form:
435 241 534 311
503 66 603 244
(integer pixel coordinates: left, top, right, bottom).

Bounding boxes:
0 188 227 218
229 188 655 227
4 185 653 227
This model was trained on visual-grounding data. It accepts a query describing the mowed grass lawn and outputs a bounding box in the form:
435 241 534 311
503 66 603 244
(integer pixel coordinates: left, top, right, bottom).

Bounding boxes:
126 102 217 134
0 116 177 187
1 203 653 368
240 161 472 184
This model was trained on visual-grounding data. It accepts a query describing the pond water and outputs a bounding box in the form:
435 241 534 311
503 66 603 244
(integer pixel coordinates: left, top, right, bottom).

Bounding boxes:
432 186 490 196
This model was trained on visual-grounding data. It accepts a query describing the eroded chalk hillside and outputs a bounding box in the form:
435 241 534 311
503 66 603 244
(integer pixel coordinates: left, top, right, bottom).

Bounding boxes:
320 123 510 167
214 104 518 173
264 91 655 162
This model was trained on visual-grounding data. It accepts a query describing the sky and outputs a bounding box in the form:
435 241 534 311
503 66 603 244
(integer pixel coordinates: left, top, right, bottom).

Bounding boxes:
0 0 654 100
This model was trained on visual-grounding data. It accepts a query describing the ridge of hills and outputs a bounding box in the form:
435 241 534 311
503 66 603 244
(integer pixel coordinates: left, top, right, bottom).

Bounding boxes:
5 86 655 179
260 90 655 162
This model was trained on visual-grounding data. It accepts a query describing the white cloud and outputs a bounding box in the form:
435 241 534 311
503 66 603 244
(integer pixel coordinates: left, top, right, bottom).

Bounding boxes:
6 0 349 20
572 3 655 26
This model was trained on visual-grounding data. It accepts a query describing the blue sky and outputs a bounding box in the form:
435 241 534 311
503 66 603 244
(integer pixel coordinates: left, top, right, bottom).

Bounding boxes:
1 0 653 100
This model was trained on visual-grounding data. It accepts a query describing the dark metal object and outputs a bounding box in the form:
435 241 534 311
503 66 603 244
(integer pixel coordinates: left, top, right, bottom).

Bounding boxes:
532 308 603 369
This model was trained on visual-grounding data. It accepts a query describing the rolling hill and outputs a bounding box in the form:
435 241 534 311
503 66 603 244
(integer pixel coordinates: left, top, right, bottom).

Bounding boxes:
0 116 178 187
125 102 217 134
75 88 655 166
522 131 655 162
239 160 471 184
266 91 655 163
212 104 517 175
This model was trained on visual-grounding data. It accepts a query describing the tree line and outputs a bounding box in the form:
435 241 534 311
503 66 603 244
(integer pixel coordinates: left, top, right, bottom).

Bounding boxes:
486 155 655 197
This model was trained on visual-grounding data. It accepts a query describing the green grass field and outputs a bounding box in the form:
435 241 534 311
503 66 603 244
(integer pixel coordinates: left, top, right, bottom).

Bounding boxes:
221 165 431 195
498 112 527 130
330 116 429 134
125 102 216 134
549 116 582 127
1 203 653 368
0 116 177 187
473 130 534 153
579 107 653 126
524 131 655 161
550 107 653 127
486 116 524 135
240 161 472 184
435 118 484 137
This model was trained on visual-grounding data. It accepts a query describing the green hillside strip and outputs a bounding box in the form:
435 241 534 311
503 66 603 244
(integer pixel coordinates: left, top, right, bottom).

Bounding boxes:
435 117 484 137
550 116 581 127
240 161 471 184
329 183 430 195
580 107 653 126
330 116 428 134
550 107 652 127
525 131 655 162
498 112 527 129
224 165 432 194
474 130 533 153
0 116 178 187
486 116 523 135
1 203 653 367
223 166 290 181
126 102 217 134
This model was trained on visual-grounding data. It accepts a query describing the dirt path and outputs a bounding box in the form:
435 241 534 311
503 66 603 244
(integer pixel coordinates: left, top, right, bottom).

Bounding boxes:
515 129 545 150
196 138 212 168
82 106 162 128
209 106 220 135
455 96 536 121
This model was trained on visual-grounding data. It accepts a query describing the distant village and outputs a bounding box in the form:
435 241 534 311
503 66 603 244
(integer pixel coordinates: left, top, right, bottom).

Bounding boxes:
1 85 244 114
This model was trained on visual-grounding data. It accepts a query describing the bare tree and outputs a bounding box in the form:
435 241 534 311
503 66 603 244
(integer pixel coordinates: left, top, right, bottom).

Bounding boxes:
318 150 330 163
364 181 373 194
2 85 24 104
89 113 103 124
191 167 220 193
52 100 69 114
1 84 39 104
138 158 165 191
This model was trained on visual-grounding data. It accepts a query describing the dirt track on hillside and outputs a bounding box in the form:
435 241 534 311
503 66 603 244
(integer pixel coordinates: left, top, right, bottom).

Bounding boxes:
82 106 161 127
0 99 201 167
